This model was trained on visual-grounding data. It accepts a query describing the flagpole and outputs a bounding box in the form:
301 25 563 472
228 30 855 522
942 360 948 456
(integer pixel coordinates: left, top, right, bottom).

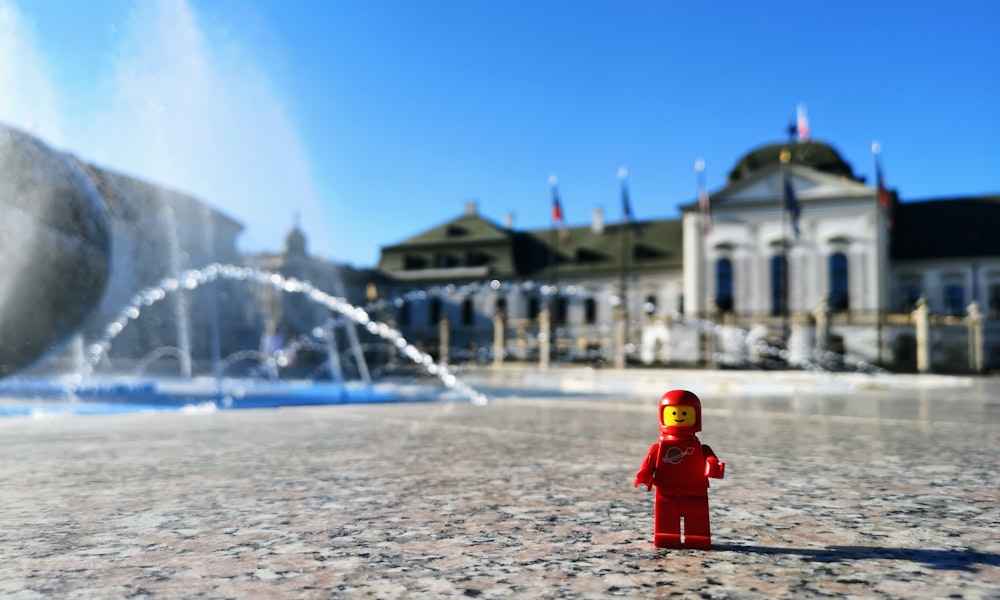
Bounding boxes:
873 141 884 367
548 174 562 363
549 177 558 293
780 149 791 341
695 159 708 367
618 168 630 351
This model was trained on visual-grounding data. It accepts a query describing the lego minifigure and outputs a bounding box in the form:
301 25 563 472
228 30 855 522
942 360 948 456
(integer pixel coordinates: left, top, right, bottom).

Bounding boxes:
634 389 725 549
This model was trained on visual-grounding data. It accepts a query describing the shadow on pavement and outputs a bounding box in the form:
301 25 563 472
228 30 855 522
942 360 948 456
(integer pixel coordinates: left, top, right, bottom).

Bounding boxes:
712 544 999 572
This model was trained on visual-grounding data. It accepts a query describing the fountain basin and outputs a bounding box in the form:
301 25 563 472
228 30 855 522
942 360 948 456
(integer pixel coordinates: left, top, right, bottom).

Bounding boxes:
0 376 441 417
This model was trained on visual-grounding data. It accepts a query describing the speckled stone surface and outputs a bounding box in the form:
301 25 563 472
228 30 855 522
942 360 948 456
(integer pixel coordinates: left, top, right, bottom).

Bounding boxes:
1 382 997 598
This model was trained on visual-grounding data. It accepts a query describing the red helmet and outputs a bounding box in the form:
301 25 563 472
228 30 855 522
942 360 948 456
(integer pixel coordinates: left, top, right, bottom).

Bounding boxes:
658 389 702 435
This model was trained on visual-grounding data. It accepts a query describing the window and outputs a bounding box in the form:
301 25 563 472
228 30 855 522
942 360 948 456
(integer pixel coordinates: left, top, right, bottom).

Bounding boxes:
430 297 442 325
829 252 849 310
434 253 458 268
465 251 490 267
900 275 922 312
397 302 411 327
575 248 606 264
528 296 541 320
584 297 597 324
554 295 568 325
403 255 427 270
634 243 666 260
461 297 474 326
716 258 734 312
770 255 787 316
495 296 508 319
944 283 965 316
990 283 1000 319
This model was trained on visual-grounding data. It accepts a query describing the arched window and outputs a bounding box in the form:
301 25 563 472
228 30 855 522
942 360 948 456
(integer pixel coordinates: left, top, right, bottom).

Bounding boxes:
461 297 474 326
770 255 787 316
944 284 965 316
528 296 541 320
584 297 597 324
900 274 922 312
829 252 849 310
554 295 568 325
495 296 507 319
429 297 442 325
715 258 733 312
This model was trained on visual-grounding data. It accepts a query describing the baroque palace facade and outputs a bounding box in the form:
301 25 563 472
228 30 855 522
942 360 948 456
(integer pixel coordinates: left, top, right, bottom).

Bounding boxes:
375 138 1000 373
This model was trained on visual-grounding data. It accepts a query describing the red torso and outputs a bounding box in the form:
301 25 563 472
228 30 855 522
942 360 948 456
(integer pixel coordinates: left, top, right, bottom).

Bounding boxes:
643 435 712 491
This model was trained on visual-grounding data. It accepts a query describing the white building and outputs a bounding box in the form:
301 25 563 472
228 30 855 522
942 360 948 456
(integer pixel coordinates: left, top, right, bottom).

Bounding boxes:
377 138 1000 373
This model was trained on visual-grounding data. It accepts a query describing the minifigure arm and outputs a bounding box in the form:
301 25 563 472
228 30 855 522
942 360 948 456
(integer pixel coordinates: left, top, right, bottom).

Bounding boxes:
633 442 659 491
702 444 725 479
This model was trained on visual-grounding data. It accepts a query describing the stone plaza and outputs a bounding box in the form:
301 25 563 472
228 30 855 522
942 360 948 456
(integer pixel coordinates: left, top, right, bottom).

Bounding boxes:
0 371 997 598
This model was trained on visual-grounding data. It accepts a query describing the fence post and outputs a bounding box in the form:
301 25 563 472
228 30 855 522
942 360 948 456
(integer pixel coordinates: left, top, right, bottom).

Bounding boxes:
913 296 930 373
539 306 551 371
967 301 984 374
438 316 450 366
492 312 505 368
613 305 626 369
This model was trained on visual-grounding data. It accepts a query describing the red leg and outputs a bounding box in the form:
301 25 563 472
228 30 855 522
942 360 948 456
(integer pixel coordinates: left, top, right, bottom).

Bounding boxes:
680 494 712 550
653 494 681 548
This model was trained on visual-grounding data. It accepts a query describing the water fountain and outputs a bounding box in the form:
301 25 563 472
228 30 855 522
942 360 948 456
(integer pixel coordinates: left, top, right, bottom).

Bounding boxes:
385 278 886 374
0 263 489 416
0 120 491 416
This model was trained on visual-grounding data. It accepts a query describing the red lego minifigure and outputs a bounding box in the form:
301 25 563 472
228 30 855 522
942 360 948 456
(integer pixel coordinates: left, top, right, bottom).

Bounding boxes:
634 389 725 549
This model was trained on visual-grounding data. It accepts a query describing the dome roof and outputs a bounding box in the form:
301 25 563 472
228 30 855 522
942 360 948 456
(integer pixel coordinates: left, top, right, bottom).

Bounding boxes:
284 225 307 256
728 140 856 183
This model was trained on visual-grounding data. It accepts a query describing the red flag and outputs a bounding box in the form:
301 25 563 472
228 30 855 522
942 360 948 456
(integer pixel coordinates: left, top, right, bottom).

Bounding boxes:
550 181 571 244
797 104 810 141
875 155 894 230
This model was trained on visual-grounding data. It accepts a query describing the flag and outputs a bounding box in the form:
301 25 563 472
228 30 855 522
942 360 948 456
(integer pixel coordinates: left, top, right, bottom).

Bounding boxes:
551 183 571 244
796 104 810 141
698 185 712 234
621 176 641 235
875 154 894 230
783 174 801 239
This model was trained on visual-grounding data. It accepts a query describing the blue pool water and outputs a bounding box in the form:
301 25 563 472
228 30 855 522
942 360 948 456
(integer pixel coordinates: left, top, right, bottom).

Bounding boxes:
0 376 442 418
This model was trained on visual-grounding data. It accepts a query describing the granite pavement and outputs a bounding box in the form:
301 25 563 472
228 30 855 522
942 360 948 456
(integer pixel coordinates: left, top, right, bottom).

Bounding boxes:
0 381 997 598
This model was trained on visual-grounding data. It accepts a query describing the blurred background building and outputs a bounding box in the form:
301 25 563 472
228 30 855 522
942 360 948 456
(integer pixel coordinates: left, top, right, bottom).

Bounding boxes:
376 138 1000 373
7 122 997 376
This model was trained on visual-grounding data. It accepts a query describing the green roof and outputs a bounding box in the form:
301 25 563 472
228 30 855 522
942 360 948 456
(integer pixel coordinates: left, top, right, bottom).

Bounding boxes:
379 207 683 280
523 220 683 278
892 195 1000 260
383 211 512 249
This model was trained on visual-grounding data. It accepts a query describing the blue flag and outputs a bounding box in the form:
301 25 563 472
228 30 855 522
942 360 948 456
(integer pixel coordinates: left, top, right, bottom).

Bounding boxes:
622 179 640 235
783 175 800 239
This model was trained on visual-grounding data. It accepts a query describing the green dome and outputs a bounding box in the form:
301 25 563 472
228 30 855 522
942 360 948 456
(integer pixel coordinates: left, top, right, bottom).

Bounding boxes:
728 140 856 183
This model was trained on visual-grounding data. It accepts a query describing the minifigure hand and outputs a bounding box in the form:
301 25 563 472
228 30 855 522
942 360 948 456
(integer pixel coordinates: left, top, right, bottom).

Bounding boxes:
706 458 725 479
634 472 653 491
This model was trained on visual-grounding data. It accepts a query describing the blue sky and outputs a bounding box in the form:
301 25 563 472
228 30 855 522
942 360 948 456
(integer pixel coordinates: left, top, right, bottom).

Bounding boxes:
2 1 998 267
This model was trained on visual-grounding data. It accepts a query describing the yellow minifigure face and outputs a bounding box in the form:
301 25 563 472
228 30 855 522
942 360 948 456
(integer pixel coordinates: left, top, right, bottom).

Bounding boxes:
662 404 696 427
